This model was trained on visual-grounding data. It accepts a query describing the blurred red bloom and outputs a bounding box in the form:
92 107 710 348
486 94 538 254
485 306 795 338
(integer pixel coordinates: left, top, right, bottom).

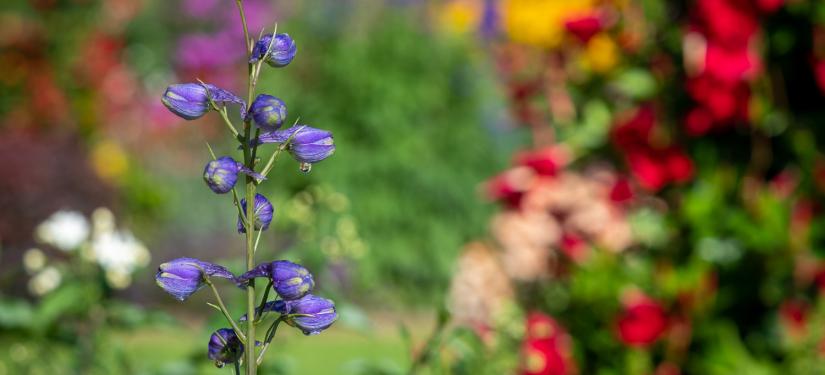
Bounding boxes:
515 147 570 177
522 312 576 375
609 177 634 203
485 166 535 208
612 107 694 191
560 232 588 263
616 295 668 347
683 0 762 135
755 0 784 14
815 59 825 95
564 14 603 43
779 299 808 340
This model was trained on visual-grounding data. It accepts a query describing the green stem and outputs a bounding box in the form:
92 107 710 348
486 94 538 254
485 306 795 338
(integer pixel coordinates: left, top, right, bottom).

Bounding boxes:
204 277 246 344
218 107 241 139
234 1 258 374
256 317 284 366
260 123 305 177
254 280 274 324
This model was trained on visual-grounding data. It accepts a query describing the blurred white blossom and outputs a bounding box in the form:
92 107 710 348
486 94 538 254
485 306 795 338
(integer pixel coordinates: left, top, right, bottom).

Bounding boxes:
22 248 46 273
90 230 150 289
35 210 90 251
28 266 61 296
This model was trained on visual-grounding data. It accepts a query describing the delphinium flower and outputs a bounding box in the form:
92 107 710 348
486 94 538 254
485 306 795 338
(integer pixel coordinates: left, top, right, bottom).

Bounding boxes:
155 257 235 301
204 156 265 194
161 82 246 120
236 193 274 233
257 125 336 165
236 260 314 300
241 294 338 336
208 328 246 367
248 94 288 131
153 5 337 373
249 33 297 67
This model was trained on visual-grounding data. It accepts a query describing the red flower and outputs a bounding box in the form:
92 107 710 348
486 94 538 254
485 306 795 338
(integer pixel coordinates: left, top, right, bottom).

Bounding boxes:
616 295 668 347
485 167 536 208
693 0 759 49
609 177 634 203
625 147 694 192
515 147 569 177
522 312 576 375
611 106 655 150
564 14 603 43
779 299 809 340
754 0 783 14
560 232 588 263
815 59 825 95
612 107 695 191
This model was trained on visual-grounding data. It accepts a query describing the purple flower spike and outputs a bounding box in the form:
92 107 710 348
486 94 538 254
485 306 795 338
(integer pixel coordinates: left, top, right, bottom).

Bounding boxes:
249 33 297 67
278 294 338 335
257 126 335 164
208 328 244 367
155 258 235 301
203 156 265 194
161 83 246 120
249 94 288 131
237 193 274 233
236 260 314 300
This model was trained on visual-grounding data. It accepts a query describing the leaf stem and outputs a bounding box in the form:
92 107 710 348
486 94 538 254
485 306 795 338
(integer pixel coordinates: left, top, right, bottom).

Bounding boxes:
254 280 274 324
256 317 284 366
204 277 247 344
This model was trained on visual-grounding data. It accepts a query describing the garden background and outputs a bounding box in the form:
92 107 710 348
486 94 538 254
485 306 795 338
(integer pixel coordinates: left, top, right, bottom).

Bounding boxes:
1 0 825 374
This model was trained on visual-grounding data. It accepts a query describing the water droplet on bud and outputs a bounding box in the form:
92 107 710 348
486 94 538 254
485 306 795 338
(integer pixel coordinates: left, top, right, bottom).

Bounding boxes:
215 360 225 368
299 163 312 174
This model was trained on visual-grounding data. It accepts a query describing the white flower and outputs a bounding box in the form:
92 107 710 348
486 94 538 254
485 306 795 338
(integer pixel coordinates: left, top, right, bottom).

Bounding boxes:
91 207 115 237
35 211 90 251
90 229 150 288
22 248 46 273
28 266 61 296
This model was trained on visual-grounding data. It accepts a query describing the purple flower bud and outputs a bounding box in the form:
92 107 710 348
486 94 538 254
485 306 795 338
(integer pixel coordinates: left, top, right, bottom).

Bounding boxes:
203 156 265 194
155 258 235 301
249 33 297 67
257 126 335 164
249 94 288 131
278 294 338 335
208 328 244 367
236 260 314 300
237 193 274 233
161 83 246 120
161 83 210 120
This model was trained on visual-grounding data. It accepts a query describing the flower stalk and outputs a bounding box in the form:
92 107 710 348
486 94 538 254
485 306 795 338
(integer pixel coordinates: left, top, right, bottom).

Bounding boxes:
154 1 337 373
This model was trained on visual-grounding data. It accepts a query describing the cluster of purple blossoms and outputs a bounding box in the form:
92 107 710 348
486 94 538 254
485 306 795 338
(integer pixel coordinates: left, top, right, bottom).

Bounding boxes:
155 26 337 372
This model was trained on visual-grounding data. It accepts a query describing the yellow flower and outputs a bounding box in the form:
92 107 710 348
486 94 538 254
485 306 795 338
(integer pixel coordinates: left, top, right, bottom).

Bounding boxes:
91 140 129 183
502 0 594 48
582 33 619 73
439 0 481 35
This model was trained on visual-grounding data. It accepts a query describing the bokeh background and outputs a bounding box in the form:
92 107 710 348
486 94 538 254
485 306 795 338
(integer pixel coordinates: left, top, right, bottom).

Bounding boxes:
1 0 825 373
